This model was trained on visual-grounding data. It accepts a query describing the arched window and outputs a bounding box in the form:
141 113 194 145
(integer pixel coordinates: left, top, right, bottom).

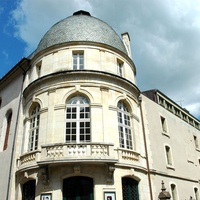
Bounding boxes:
194 187 200 200
66 96 90 143
22 180 36 200
3 110 12 150
117 101 133 149
122 177 139 200
28 103 40 151
170 184 178 200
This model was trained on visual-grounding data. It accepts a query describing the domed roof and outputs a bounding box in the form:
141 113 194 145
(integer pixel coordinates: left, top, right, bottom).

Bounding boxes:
36 11 127 54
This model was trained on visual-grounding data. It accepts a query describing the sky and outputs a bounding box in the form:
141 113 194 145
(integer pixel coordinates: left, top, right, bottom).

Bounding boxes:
0 0 200 118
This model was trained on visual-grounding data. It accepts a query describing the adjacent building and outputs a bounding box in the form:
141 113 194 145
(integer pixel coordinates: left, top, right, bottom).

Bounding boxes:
0 10 199 200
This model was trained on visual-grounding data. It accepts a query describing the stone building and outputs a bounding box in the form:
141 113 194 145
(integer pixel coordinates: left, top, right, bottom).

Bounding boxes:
0 10 199 200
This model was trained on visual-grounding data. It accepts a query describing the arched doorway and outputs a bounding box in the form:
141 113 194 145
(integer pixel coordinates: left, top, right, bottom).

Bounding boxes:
122 177 139 200
63 176 94 200
22 180 36 200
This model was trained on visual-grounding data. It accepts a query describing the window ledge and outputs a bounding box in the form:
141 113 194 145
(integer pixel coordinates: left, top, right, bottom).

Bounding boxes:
166 164 175 170
195 148 200 152
162 131 170 138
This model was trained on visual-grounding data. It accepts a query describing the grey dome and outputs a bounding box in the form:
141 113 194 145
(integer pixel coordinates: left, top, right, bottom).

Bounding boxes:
36 11 127 54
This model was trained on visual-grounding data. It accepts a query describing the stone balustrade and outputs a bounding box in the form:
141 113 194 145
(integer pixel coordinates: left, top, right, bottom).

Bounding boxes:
17 144 141 170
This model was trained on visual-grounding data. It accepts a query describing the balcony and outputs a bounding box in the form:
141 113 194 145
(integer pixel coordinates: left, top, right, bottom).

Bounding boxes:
17 143 118 171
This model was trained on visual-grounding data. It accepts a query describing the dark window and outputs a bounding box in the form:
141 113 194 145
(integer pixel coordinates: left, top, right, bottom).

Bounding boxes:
63 176 93 200
22 180 36 200
122 177 139 200
3 111 12 150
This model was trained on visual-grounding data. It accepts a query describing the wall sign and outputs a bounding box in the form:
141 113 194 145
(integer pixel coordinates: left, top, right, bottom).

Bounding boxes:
41 193 52 200
104 192 116 200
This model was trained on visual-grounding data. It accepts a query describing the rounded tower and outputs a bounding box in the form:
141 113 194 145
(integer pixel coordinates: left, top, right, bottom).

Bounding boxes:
15 11 150 200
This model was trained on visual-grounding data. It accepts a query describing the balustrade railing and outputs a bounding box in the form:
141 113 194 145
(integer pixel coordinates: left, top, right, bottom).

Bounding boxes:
17 143 140 170
18 143 115 169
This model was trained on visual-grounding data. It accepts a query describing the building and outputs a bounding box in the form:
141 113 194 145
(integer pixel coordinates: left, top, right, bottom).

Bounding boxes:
0 10 199 200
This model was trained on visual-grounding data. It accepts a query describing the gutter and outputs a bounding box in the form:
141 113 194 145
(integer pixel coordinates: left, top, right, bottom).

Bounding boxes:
139 95 153 200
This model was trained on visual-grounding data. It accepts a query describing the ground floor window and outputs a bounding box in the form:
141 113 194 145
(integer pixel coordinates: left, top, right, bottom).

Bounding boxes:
122 177 139 200
22 180 36 200
63 176 93 200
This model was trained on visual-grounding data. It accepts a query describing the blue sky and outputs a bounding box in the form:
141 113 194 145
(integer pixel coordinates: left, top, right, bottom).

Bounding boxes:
0 0 25 77
1 0 200 118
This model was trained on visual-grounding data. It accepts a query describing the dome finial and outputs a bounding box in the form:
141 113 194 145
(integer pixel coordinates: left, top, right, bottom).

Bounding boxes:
73 10 91 16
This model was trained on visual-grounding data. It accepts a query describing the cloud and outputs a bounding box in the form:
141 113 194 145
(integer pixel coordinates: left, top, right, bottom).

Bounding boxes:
10 0 200 117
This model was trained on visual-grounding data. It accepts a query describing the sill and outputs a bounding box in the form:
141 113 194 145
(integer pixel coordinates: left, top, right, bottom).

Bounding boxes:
196 148 200 152
166 164 175 170
162 131 170 138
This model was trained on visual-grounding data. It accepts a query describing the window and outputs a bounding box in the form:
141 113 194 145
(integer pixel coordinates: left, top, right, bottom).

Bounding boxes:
22 180 36 200
63 176 93 200
36 61 42 77
66 96 90 143
117 60 123 76
3 110 12 150
73 52 84 70
118 101 133 149
165 145 173 166
194 187 200 200
122 177 139 200
28 104 40 151
160 116 167 133
0 98 2 108
194 135 199 149
170 184 178 200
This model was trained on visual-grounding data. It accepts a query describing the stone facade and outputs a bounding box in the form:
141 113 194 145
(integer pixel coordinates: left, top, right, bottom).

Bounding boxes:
0 10 199 200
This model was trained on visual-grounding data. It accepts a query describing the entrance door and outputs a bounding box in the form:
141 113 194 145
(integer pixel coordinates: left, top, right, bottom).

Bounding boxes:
122 177 139 200
63 176 94 200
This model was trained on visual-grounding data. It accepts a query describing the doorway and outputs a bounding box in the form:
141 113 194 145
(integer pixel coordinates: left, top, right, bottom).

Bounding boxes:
63 176 94 200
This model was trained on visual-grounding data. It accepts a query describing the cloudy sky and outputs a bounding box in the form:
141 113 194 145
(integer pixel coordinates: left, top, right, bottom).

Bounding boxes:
0 0 200 118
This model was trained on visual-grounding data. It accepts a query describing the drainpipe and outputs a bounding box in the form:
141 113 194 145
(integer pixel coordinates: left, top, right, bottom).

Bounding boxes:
138 95 153 200
6 62 28 200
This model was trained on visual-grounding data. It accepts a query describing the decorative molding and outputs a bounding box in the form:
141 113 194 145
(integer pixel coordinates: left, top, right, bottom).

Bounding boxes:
107 164 115 184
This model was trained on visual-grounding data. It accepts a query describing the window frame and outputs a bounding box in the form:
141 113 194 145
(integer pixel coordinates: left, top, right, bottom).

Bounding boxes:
3 110 12 151
117 59 124 77
65 96 90 143
170 183 178 200
194 135 199 149
117 101 133 150
165 145 174 167
194 187 200 200
73 51 84 70
28 103 40 151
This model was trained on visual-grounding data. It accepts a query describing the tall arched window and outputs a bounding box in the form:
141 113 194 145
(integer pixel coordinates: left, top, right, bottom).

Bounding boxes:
28 103 40 151
3 110 12 150
66 96 90 143
117 101 133 149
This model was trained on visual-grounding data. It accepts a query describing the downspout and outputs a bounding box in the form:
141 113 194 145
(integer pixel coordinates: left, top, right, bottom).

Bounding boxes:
138 95 153 200
6 65 27 200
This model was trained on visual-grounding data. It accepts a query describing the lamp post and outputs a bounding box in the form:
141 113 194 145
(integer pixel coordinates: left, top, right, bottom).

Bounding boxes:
158 181 171 200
